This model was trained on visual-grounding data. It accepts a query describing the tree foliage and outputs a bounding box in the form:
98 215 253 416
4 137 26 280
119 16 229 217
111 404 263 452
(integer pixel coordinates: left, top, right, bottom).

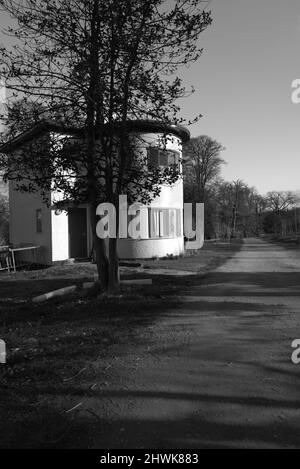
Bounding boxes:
0 0 212 125
1 97 49 140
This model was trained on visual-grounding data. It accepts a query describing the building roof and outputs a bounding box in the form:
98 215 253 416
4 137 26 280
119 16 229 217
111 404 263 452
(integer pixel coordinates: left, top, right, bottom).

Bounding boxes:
0 119 190 153
0 120 82 153
119 120 190 142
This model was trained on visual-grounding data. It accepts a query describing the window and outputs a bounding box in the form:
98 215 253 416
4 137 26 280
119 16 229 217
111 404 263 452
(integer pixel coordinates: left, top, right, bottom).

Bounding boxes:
149 209 160 237
149 208 182 238
148 147 180 169
169 210 176 237
36 209 42 233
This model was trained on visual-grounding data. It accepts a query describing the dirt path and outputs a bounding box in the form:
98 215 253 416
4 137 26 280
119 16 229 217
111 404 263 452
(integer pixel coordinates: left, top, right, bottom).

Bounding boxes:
87 238 300 449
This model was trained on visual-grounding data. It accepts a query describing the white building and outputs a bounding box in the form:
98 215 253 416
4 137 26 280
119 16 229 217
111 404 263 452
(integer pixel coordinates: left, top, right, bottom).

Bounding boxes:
1 120 190 264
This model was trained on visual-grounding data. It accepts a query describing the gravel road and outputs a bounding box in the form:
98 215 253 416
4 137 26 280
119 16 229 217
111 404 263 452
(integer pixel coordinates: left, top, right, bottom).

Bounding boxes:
90 238 300 449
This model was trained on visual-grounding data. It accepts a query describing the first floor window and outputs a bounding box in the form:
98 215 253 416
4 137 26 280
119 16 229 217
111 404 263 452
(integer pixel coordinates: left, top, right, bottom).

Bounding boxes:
148 147 180 169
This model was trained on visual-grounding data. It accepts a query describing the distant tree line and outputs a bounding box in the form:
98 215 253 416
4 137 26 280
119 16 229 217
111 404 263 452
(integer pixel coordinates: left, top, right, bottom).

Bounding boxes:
183 136 300 240
262 191 300 238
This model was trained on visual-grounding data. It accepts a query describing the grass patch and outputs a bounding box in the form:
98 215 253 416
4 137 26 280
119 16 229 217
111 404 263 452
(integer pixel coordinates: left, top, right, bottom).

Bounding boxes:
143 239 242 273
0 294 178 448
263 234 300 250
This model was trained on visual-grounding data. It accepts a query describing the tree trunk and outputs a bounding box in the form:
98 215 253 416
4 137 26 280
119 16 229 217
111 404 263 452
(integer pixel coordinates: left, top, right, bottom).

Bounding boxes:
108 237 120 295
95 236 109 292
231 203 237 239
89 202 109 292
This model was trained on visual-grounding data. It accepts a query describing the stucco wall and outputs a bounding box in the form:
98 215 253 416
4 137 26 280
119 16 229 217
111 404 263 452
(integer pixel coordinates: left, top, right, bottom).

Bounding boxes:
117 131 184 258
9 182 52 264
133 131 183 210
118 237 184 259
51 209 69 261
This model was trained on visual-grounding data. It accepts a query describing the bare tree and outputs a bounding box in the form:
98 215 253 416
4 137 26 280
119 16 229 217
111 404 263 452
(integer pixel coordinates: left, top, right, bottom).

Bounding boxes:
265 191 299 236
183 135 225 202
265 191 297 213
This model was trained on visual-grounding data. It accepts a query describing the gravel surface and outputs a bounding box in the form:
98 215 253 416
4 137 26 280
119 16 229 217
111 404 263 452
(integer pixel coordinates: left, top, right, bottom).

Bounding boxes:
86 238 300 449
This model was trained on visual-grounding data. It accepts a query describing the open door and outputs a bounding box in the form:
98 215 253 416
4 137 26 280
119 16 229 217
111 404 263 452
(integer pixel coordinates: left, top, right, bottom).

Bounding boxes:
68 208 88 259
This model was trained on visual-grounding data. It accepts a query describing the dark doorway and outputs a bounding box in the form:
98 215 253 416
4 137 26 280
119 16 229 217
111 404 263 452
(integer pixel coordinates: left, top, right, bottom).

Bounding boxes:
68 208 88 259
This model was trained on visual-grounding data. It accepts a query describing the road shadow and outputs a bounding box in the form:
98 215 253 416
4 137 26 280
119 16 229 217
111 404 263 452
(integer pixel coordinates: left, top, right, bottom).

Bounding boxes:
180 271 300 297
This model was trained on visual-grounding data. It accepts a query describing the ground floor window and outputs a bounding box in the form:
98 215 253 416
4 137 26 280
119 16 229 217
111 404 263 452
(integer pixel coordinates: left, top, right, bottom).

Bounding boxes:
149 208 182 238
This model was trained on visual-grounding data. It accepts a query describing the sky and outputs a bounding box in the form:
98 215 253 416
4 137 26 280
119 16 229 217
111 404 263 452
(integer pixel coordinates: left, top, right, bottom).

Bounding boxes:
179 0 300 195
0 0 300 195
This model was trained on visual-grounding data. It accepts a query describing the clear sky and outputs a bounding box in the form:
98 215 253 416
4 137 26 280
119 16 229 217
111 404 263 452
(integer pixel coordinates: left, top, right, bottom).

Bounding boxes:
1 1 300 195
179 0 300 195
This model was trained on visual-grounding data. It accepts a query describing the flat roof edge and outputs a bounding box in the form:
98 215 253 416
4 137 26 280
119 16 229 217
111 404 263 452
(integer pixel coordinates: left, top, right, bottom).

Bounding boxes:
0 119 190 153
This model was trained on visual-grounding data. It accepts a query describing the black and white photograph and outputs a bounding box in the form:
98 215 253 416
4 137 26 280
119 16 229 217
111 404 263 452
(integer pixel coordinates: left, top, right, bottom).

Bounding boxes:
0 0 300 454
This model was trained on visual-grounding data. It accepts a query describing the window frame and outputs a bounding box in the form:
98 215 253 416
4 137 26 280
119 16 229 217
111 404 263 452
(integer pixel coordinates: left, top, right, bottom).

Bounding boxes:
147 147 181 169
148 208 182 239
